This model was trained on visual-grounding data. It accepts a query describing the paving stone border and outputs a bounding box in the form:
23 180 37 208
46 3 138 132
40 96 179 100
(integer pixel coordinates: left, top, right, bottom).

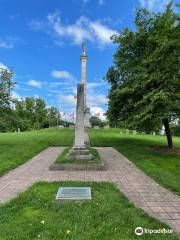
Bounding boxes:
0 147 180 234
49 162 106 171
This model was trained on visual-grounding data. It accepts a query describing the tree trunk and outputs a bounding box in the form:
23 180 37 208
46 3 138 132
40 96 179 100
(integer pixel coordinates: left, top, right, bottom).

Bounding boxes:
163 118 173 149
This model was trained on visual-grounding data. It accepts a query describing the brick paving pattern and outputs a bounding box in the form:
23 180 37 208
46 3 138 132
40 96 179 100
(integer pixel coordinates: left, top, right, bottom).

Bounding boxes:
0 147 180 233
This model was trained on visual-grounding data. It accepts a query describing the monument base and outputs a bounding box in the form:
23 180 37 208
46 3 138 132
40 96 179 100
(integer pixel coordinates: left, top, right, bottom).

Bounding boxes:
84 107 91 128
49 147 107 171
66 147 93 160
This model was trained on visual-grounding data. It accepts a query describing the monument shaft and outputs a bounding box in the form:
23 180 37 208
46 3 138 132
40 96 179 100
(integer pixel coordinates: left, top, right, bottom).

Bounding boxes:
81 46 87 108
80 43 91 128
74 83 85 148
81 60 87 107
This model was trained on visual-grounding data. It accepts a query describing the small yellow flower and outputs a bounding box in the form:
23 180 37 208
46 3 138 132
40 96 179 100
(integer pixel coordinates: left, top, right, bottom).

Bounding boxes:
38 234 41 238
41 220 45 224
66 230 71 234
96 203 99 205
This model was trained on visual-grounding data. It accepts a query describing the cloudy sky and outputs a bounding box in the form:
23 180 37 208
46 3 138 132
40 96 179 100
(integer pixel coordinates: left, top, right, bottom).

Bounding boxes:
0 0 172 119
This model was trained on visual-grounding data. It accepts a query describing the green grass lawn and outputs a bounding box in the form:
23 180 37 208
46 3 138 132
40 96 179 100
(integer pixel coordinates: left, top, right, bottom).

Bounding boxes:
0 181 178 240
0 128 180 195
89 129 180 195
55 147 101 164
0 128 74 176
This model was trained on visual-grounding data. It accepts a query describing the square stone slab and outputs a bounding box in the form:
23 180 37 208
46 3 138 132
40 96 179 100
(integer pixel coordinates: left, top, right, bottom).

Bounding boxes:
56 187 91 200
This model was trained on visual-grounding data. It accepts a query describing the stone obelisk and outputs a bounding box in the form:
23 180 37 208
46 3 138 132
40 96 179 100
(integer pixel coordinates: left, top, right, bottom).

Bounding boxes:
63 45 93 159
80 43 91 128
74 83 85 148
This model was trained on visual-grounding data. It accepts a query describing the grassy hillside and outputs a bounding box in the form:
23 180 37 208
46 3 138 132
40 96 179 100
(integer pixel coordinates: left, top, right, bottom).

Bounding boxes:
0 128 74 176
89 128 180 195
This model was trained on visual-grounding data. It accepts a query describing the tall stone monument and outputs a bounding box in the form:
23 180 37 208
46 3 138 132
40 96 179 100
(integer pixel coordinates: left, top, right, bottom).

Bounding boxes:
66 47 93 159
80 43 91 128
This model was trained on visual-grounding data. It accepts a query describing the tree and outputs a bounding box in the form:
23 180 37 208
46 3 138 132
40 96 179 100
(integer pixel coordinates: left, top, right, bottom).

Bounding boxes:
0 67 63 132
0 68 14 108
0 68 15 132
14 97 48 131
106 2 180 148
46 107 60 128
171 119 180 136
89 116 107 128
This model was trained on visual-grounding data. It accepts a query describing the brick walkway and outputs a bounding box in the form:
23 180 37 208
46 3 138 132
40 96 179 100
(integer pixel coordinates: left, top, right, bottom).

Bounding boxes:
0 147 180 233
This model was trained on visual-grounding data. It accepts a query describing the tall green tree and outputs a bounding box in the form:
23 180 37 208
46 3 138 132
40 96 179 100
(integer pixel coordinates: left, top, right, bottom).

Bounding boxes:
0 68 14 108
14 97 48 131
46 107 60 128
0 68 15 132
89 116 108 128
106 2 180 148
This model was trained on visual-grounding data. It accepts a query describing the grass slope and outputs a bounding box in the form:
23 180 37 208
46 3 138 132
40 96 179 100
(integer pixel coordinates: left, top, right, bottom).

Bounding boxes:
89 129 180 195
0 128 74 176
0 182 178 240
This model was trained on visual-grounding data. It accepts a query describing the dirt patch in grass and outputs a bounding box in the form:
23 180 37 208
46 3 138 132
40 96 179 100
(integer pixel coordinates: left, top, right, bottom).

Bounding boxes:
151 146 180 153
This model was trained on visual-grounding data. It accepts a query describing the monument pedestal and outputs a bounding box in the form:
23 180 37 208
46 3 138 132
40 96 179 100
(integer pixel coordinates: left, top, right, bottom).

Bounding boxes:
66 148 93 160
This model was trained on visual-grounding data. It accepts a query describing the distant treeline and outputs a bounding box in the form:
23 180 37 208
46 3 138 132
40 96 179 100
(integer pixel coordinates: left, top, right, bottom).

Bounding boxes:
0 68 71 132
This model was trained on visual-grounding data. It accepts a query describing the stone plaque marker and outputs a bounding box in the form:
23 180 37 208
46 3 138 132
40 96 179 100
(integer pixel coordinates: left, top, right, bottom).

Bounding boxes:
56 187 91 200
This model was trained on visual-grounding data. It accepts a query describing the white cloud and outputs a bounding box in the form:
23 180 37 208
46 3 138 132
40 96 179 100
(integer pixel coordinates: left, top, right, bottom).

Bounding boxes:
139 0 170 12
57 92 107 108
47 13 117 46
98 0 104 5
0 39 13 49
58 94 76 106
0 62 8 70
89 20 115 45
11 91 21 100
27 79 42 88
87 82 104 89
48 82 64 88
0 62 11 74
48 14 93 45
90 106 106 120
87 94 108 107
34 94 39 98
51 70 74 80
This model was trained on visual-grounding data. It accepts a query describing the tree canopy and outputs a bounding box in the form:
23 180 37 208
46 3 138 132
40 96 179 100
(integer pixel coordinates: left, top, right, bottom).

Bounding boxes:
106 2 180 148
89 116 108 128
0 68 63 132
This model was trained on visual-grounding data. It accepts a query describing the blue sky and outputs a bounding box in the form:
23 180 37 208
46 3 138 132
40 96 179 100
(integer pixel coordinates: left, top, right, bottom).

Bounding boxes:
0 0 172 119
